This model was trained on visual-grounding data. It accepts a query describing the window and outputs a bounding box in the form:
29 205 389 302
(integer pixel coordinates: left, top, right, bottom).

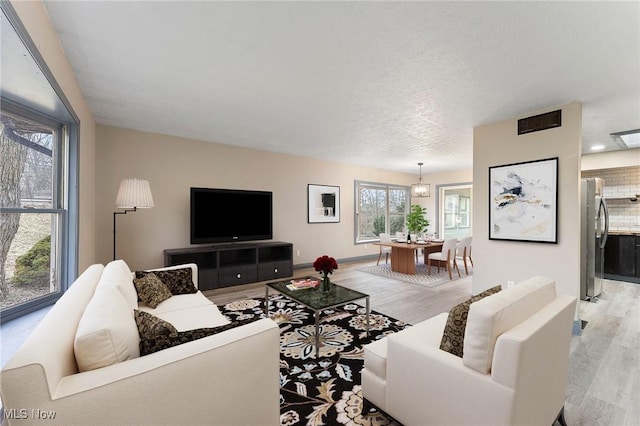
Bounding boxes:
355 181 410 243
0 109 67 320
0 3 79 323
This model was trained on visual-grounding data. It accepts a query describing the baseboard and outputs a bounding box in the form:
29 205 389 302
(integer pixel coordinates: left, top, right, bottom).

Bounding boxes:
603 274 640 284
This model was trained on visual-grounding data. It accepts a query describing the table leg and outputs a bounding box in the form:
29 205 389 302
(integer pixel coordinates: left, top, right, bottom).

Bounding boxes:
390 246 417 274
315 310 320 359
264 287 269 317
366 296 370 337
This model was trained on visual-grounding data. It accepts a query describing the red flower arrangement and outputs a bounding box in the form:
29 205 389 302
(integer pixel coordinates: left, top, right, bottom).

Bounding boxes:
313 255 338 278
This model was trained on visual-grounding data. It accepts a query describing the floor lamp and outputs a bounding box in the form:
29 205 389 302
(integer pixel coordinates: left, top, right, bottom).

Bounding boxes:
113 178 154 260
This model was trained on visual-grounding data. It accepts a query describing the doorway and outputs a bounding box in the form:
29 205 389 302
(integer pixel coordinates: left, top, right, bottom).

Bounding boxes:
439 184 473 241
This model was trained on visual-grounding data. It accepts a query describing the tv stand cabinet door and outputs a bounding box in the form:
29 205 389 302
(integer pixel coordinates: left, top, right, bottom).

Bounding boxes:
258 261 293 281
218 265 258 287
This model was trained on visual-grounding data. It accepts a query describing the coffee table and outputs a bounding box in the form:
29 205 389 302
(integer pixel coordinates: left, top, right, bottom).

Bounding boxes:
265 278 370 358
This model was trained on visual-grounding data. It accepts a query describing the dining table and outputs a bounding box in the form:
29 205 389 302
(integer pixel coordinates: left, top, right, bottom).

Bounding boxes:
373 240 444 275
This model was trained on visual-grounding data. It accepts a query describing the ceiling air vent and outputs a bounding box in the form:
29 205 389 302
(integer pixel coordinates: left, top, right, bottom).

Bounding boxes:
517 109 562 135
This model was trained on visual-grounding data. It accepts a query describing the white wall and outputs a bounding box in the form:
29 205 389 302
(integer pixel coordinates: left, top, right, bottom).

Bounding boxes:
472 102 582 301
581 148 640 170
96 125 443 271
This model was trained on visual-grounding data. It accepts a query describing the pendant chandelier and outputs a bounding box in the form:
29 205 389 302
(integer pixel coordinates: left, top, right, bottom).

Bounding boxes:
411 162 430 197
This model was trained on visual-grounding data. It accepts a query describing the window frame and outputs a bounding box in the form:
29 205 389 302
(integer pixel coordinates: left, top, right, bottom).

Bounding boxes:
0 102 72 323
0 2 79 324
354 180 411 244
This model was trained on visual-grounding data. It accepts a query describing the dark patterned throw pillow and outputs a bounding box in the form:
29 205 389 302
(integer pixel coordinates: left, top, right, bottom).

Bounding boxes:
439 285 502 358
136 268 197 295
134 310 177 340
133 272 173 308
139 317 259 356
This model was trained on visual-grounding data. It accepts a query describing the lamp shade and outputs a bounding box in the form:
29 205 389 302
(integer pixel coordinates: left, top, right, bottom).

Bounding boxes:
411 182 430 197
115 179 154 208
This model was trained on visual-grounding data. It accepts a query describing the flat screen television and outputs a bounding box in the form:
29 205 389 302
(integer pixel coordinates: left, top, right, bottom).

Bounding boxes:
190 187 273 244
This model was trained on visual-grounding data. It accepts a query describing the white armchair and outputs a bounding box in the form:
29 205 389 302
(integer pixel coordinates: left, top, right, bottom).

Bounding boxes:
362 276 577 426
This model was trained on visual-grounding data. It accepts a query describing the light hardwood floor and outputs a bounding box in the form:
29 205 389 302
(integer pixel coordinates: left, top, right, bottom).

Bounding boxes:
205 258 640 426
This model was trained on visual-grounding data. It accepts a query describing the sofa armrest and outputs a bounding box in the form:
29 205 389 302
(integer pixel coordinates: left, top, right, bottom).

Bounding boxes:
491 295 576 426
1 264 104 413
49 318 278 425
385 321 515 426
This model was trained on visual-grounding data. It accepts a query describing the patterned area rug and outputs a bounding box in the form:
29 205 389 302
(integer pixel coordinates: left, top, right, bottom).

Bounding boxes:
220 294 407 426
356 263 470 288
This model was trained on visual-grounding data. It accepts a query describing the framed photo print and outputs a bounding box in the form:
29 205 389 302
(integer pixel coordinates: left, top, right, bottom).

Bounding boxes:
308 184 340 223
489 157 558 243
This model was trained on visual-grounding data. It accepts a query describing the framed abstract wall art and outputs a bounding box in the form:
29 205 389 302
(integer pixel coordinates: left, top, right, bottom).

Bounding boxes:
308 184 340 223
489 157 558 243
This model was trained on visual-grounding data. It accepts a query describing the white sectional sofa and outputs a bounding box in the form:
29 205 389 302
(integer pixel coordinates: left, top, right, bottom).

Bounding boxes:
362 276 577 426
0 260 280 425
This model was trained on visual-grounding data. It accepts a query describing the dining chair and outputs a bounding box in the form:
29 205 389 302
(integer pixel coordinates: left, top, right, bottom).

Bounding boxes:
427 238 460 279
377 233 392 265
455 236 474 275
414 234 424 263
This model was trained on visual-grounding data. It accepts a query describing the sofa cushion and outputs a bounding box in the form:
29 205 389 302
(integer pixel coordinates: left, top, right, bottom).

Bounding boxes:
74 285 140 372
137 290 230 331
139 304 230 331
98 260 138 309
463 276 557 374
134 310 177 338
366 312 448 382
136 267 197 295
133 272 173 308
139 317 259 356
439 285 502 358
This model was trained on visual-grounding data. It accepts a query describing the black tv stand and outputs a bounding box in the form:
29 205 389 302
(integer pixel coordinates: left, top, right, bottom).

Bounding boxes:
164 241 293 290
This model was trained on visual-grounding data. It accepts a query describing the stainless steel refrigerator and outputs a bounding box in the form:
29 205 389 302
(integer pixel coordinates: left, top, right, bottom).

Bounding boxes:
580 177 609 301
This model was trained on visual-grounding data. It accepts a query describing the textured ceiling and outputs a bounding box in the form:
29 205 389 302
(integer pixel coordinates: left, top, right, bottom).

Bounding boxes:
41 1 639 174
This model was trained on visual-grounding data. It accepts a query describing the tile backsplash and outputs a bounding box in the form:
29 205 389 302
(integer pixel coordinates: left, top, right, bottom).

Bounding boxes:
582 166 640 231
